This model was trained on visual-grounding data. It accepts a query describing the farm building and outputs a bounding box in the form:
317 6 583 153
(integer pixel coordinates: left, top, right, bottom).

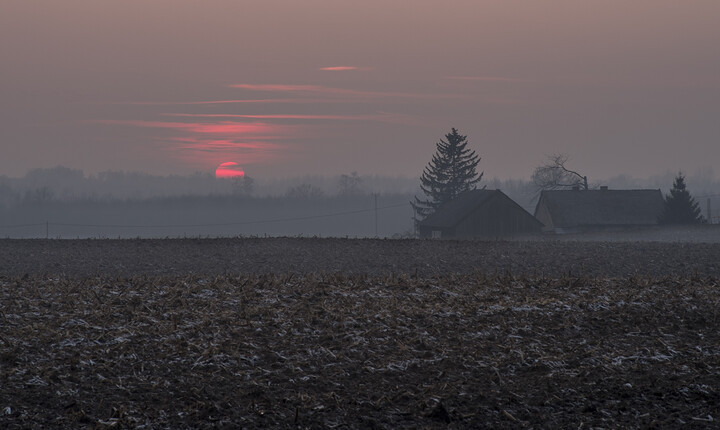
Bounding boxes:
534 187 664 233
418 189 543 239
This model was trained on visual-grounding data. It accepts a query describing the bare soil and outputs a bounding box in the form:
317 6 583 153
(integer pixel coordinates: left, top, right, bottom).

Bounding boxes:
1 239 719 429
1 237 720 278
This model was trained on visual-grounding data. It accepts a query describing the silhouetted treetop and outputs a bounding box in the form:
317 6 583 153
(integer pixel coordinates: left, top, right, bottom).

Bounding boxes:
659 173 704 224
412 128 483 223
532 154 589 191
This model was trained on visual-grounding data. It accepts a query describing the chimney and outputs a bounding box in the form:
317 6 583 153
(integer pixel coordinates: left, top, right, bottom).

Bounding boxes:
600 186 608 191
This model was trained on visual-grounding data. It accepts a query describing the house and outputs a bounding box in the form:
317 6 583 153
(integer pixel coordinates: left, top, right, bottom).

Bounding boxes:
533 187 664 233
418 189 543 239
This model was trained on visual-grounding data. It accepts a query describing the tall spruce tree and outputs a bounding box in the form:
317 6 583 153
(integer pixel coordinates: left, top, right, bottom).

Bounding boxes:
659 173 704 224
412 128 483 222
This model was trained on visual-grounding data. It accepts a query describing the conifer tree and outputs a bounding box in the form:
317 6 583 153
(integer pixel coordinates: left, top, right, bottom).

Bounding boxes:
659 173 704 224
412 128 483 222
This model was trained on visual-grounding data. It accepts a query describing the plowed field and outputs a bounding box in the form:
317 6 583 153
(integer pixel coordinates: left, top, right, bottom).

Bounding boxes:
1 239 719 428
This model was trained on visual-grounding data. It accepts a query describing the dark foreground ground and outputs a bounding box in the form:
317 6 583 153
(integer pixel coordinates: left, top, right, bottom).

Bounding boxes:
1 239 720 429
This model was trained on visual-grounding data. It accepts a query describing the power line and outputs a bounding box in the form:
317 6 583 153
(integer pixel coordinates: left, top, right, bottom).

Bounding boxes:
0 201 409 230
0 223 46 229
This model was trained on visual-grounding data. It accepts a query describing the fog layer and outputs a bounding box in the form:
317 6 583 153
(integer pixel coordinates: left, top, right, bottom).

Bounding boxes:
1 167 719 238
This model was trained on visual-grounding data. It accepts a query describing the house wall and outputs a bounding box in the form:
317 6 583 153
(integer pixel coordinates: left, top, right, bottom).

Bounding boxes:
418 225 454 238
533 199 555 232
454 196 542 238
553 224 660 235
534 189 664 234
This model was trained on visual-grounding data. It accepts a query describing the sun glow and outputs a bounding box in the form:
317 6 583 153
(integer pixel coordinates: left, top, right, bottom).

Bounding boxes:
215 162 245 178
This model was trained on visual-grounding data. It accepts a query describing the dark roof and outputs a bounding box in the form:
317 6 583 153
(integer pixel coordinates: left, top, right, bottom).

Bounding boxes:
419 190 500 228
535 189 664 227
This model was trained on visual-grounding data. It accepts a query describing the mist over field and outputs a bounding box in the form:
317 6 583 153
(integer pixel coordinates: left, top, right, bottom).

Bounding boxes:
0 167 415 238
1 166 719 238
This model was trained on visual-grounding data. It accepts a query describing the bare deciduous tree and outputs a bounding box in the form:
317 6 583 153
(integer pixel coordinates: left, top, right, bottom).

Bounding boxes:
532 154 588 191
232 176 255 196
285 183 325 199
338 172 363 196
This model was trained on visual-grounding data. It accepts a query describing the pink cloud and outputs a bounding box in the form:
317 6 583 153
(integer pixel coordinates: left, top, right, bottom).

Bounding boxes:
162 112 421 125
167 139 286 166
97 98 351 106
94 119 308 168
91 80 454 171
183 122 280 136
94 119 303 138
167 137 286 151
319 66 363 71
155 135 291 167
164 113 373 120
215 161 245 178
230 84 329 93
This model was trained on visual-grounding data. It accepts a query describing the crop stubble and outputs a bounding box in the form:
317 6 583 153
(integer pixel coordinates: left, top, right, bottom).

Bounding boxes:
1 238 719 428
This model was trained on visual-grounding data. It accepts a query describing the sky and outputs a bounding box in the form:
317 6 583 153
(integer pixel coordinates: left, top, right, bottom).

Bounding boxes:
1 1 719 182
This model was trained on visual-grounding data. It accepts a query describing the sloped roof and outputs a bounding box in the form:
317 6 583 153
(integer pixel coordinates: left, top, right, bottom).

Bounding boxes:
535 189 664 227
419 189 501 228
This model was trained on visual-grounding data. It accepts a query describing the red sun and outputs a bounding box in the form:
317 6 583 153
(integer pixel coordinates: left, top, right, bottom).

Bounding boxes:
215 162 245 178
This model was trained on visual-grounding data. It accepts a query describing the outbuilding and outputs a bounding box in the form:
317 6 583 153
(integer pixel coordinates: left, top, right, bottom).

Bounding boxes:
534 187 664 233
418 189 543 239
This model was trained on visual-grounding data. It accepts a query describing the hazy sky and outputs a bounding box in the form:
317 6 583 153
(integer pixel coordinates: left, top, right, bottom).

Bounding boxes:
2 1 719 181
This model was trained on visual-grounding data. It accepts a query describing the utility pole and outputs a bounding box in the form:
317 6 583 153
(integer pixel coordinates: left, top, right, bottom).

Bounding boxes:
374 193 378 236
708 198 712 224
412 203 417 238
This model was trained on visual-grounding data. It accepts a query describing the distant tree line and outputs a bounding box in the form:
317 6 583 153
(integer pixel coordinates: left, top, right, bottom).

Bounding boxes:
0 166 420 207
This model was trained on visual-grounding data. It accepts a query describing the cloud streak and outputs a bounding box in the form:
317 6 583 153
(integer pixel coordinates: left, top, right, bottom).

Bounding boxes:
162 112 420 125
163 137 286 165
94 119 302 137
97 98 351 106
169 138 286 152
445 76 533 83
164 137 284 151
318 66 373 72
229 83 466 100
319 66 361 71
94 119 307 164
94 79 458 171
